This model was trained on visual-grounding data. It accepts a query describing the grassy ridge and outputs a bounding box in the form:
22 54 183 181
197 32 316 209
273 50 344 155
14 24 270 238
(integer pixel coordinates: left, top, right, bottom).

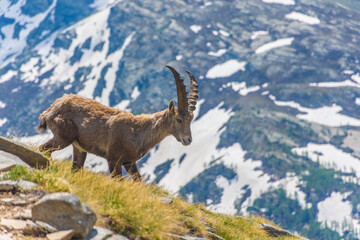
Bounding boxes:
3 161 300 239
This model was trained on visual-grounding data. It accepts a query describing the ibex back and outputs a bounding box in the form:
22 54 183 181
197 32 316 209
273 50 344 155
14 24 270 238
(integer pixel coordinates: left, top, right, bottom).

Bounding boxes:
37 66 199 181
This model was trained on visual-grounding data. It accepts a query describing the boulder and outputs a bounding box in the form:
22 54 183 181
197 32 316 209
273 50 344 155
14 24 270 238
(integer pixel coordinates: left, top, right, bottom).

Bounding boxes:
32 193 97 238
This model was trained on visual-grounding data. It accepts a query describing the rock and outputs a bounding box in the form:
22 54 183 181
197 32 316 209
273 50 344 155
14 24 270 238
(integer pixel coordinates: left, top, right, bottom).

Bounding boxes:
262 223 308 239
0 218 28 230
84 227 129 240
23 220 43 235
18 179 37 190
0 163 16 173
46 230 75 240
0 197 27 206
0 180 18 191
32 192 97 238
13 209 32 220
35 220 58 233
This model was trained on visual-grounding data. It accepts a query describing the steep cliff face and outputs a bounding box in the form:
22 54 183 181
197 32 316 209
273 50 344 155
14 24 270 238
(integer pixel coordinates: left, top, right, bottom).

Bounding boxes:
1 0 360 238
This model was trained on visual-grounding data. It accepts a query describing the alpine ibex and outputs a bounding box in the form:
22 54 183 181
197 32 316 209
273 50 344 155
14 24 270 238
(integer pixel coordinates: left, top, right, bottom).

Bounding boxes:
36 66 199 181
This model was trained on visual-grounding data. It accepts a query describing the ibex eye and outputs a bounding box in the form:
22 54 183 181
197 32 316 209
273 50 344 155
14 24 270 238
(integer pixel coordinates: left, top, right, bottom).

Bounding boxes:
177 118 182 123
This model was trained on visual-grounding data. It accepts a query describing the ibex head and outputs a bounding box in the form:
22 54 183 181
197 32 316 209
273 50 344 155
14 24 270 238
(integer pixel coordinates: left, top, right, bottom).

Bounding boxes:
166 66 199 146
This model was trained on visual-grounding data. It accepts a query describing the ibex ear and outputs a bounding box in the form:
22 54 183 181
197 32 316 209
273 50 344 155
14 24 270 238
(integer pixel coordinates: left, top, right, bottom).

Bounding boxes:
168 100 175 115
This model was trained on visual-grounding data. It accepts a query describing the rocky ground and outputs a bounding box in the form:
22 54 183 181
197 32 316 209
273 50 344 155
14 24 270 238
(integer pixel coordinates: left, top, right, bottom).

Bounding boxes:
0 166 127 240
0 189 47 240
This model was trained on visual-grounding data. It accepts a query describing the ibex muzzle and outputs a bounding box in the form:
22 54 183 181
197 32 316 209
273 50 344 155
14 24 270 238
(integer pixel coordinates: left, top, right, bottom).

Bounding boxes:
37 66 199 181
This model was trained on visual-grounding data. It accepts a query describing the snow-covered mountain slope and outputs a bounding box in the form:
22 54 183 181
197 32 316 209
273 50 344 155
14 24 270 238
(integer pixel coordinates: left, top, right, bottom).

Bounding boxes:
2 0 360 239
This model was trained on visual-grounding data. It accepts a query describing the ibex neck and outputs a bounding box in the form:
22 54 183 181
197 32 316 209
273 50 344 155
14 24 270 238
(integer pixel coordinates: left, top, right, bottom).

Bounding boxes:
134 109 171 154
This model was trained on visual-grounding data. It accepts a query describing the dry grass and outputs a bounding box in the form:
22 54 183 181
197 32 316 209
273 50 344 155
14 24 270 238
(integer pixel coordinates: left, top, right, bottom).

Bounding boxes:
2 161 303 240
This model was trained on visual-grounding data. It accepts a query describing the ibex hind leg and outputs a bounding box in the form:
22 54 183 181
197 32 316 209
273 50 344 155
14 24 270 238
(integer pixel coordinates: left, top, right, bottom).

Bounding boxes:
72 146 87 170
124 162 142 181
108 159 123 178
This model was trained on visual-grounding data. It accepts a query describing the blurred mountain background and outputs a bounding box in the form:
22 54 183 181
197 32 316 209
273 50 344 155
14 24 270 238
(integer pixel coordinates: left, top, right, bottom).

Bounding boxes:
1 0 360 239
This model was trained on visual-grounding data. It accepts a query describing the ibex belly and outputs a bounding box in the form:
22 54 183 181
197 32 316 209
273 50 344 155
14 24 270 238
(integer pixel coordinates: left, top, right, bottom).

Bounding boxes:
72 140 107 158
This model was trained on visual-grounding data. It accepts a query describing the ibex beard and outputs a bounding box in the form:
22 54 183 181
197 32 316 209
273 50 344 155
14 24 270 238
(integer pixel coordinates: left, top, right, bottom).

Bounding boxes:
36 66 199 181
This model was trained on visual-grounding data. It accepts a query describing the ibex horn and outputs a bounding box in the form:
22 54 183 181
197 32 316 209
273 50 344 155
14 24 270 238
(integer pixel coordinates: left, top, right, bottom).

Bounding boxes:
166 66 189 114
186 70 199 112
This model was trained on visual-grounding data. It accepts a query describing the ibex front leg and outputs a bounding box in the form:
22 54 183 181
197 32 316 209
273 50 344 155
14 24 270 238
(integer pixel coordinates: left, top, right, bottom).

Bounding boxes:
124 162 142 181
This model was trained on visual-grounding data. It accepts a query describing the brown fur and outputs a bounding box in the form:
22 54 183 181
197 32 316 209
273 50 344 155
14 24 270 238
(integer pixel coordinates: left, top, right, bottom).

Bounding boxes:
37 94 194 180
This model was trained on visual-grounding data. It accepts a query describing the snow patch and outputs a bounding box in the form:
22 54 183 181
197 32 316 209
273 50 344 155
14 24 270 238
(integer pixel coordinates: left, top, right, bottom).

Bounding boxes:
251 31 268 40
343 70 354 75
90 0 121 10
206 60 246 79
352 73 360 84
292 143 360 177
309 80 360 88
285 12 321 25
220 82 260 96
279 174 307 209
208 49 227 57
356 98 360 106
317 192 360 236
0 118 7 127
219 30 230 37
114 100 131 111
190 25 202 33
64 84 72 90
262 0 295 5
131 86 140 100
0 101 6 109
271 96 360 127
0 70 17 84
255 38 294 54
